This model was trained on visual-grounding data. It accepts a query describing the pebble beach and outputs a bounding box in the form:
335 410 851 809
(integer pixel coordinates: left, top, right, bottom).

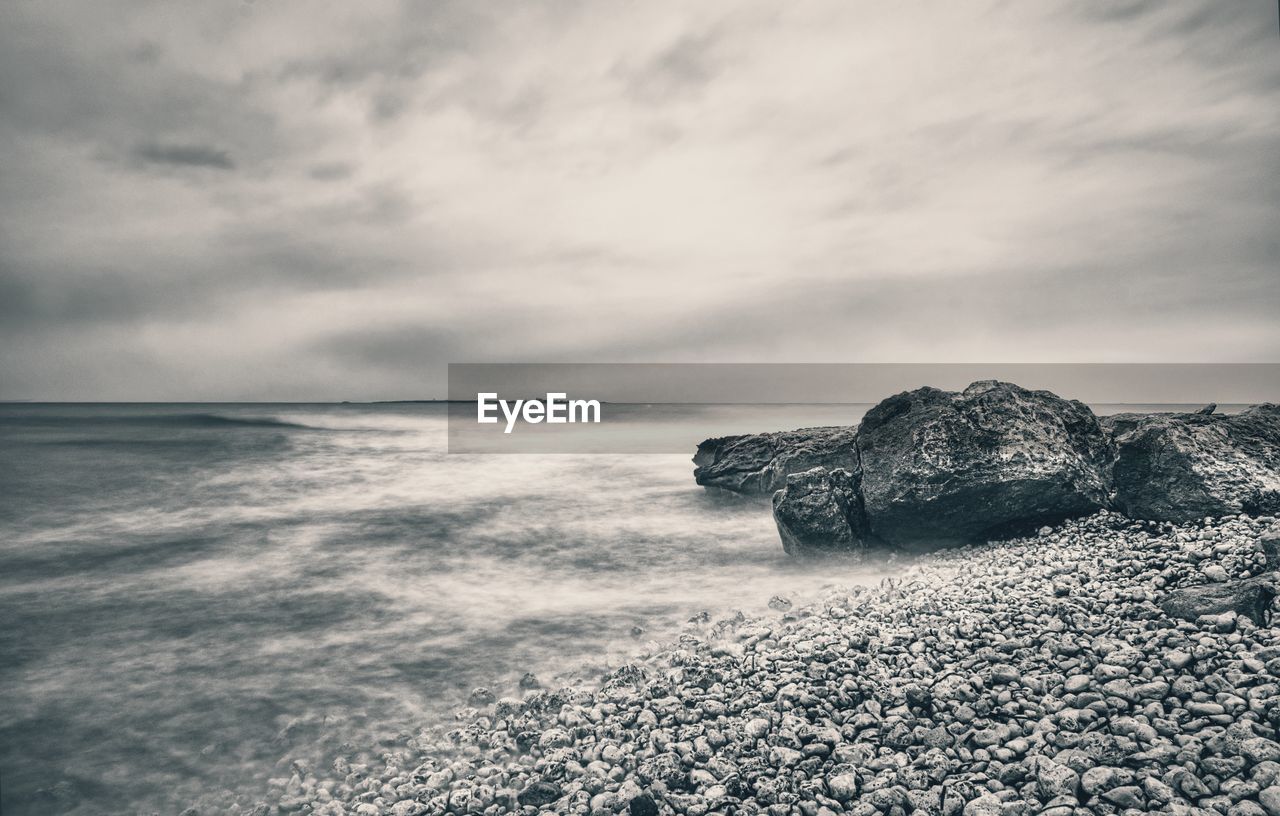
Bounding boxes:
228 509 1280 816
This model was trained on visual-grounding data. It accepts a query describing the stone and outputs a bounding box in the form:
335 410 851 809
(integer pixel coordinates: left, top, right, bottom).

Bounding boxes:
1081 766 1127 796
1159 574 1279 626
1063 675 1091 694
519 672 541 690
855 381 1114 548
693 426 860 495
745 718 770 740
1035 757 1080 799
1261 522 1280 570
637 753 687 789
1243 738 1280 765
1100 786 1145 809
963 794 1004 816
629 793 660 816
1261 787 1280 816
1106 404 1280 522
771 467 870 556
1232 802 1268 816
827 771 859 802
1143 776 1175 805
517 781 562 807
1204 564 1230 583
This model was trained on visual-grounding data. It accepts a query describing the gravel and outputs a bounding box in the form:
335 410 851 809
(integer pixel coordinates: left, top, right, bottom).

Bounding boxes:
232 511 1280 816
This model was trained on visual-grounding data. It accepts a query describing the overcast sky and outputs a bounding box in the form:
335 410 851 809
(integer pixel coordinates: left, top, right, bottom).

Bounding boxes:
1 1 1277 400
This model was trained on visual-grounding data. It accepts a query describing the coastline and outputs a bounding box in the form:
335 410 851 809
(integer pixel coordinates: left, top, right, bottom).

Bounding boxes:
219 510 1280 816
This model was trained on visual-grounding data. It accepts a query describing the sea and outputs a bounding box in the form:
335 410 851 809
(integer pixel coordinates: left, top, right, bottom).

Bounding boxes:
0 401 1222 815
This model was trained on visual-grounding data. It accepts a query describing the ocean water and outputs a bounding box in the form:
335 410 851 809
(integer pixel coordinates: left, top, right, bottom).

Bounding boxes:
0 402 901 816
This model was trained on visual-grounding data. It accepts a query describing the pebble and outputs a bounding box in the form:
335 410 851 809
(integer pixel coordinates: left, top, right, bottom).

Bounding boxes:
1205 564 1231 582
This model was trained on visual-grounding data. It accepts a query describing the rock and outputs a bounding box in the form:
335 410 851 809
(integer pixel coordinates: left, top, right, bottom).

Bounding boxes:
827 770 859 802
963 794 1004 816
637 754 687 789
1143 776 1175 805
693 426 859 495
1243 738 1280 765
744 718 770 740
1261 522 1280 570
1261 786 1280 816
1080 766 1127 796
517 781 562 807
1100 786 1145 809
629 793 660 816
1035 757 1080 799
768 595 793 612
518 672 541 690
1197 403 1218 415
771 467 870 555
1159 574 1278 625
855 381 1114 548
1063 675 1091 694
1204 564 1230 582
1107 404 1280 521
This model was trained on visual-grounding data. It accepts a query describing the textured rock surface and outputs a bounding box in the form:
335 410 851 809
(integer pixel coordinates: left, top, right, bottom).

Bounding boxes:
771 467 869 556
1107 404 1280 522
1160 573 1279 625
693 426 858 496
693 385 1279 555
856 380 1114 548
1263 522 1280 570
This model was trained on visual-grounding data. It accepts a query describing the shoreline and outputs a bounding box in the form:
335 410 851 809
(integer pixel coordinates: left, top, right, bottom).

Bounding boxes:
222 509 1280 816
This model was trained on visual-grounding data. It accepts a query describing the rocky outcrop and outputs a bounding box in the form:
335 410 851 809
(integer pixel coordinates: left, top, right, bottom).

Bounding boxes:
1159 573 1278 626
693 383 1280 555
1106 404 1280 522
771 467 869 556
693 426 858 495
855 381 1114 548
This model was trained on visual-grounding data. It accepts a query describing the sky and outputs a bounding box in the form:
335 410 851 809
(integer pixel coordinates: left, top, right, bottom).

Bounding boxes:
1 0 1277 401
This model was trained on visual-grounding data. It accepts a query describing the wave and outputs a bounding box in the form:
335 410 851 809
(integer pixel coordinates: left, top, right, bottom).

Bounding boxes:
0 412 316 430
153 413 314 429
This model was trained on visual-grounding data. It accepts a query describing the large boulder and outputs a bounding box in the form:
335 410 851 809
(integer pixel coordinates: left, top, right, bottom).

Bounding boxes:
771 467 870 556
1159 573 1278 626
1105 404 1280 522
693 426 858 495
855 380 1114 548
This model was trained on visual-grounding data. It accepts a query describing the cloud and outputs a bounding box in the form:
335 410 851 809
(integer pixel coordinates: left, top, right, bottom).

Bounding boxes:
615 31 724 103
133 142 235 170
0 0 1277 400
